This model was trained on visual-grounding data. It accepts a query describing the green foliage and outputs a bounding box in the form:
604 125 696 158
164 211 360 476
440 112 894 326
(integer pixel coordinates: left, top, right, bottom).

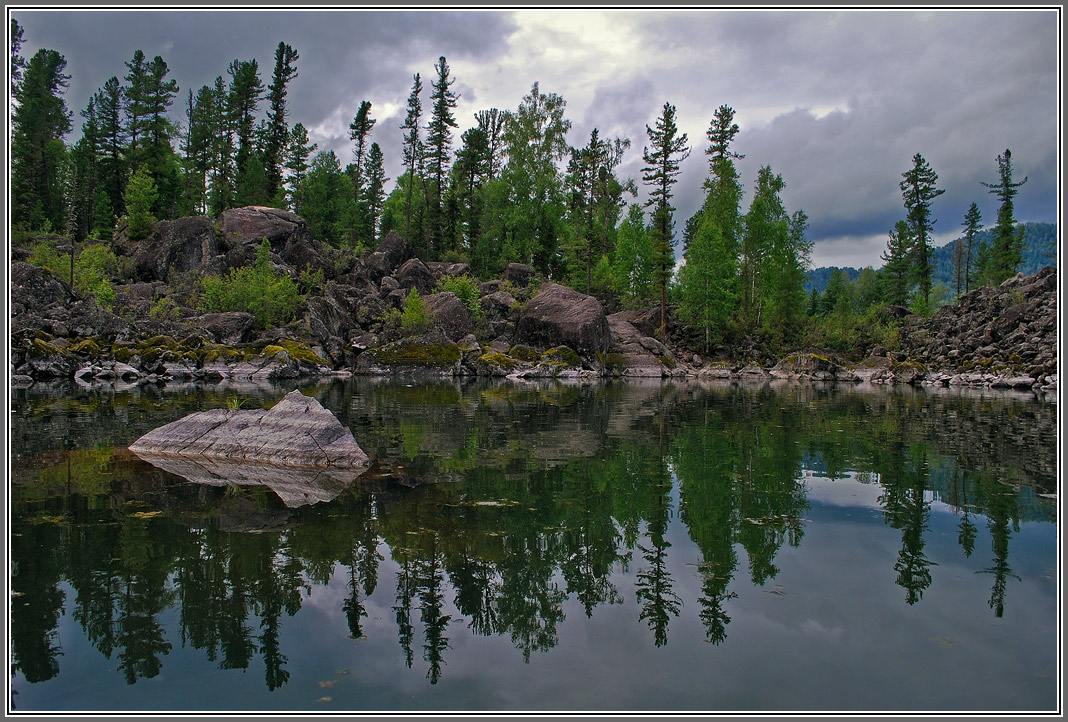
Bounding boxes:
148 295 182 321
293 150 359 250
435 274 484 322
401 287 430 330
198 238 303 328
123 164 158 240
27 240 126 308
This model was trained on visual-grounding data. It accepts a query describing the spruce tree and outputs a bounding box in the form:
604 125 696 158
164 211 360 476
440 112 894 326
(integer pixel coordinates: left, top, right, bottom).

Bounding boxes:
958 202 983 294
899 153 944 312
11 47 72 231
348 100 376 198
227 58 264 205
124 164 158 240
880 220 912 306
10 18 25 97
475 107 507 180
263 42 299 202
426 56 459 257
642 101 690 339
364 142 388 245
979 149 1027 285
400 73 424 244
284 122 317 213
93 77 126 226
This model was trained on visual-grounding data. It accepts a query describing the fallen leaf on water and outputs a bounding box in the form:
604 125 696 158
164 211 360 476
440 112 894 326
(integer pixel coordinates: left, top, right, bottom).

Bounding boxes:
318 680 337 688
932 636 955 647
317 697 332 703
336 669 351 676
130 511 163 519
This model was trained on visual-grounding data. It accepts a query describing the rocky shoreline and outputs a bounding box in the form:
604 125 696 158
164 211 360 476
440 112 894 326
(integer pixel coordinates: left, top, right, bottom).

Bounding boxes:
9 206 1058 398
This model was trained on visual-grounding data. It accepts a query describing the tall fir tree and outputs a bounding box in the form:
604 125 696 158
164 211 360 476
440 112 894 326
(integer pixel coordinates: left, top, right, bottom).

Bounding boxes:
348 100 376 199
364 142 388 246
880 220 913 307
93 77 126 228
899 152 944 312
263 41 299 203
641 101 690 339
400 73 424 245
979 149 1027 285
960 202 984 292
227 58 265 206
10 18 25 97
426 56 459 257
11 47 72 231
284 122 317 213
475 107 507 180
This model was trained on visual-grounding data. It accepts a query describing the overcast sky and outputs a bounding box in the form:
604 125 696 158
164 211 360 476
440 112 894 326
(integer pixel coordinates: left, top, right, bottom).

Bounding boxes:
9 7 1061 269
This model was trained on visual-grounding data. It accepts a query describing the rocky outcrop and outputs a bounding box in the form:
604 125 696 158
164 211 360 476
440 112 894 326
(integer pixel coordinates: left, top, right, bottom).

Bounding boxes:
124 215 221 282
129 389 370 469
219 206 339 279
515 283 611 360
899 267 1057 387
606 312 674 377
423 291 475 341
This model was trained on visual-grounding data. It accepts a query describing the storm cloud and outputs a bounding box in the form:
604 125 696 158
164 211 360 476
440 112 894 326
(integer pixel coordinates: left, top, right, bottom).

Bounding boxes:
9 7 1059 269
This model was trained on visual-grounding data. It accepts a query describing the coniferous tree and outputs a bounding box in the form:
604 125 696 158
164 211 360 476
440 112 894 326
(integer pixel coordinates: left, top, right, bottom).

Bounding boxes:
880 220 913 306
426 56 459 257
122 50 150 170
124 164 158 240
400 73 424 245
227 58 264 205
979 149 1028 285
93 77 126 227
11 47 72 231
284 122 317 213
263 41 299 203
454 126 491 256
11 18 25 97
899 153 944 312
642 101 690 338
208 75 235 215
69 97 100 241
611 203 656 306
364 142 388 246
294 150 357 249
960 202 983 293
348 100 376 199
140 55 181 216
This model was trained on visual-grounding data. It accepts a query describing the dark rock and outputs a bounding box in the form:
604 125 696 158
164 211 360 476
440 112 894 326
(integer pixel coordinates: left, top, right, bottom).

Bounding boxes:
129 389 370 471
423 292 475 341
395 258 436 295
362 231 415 282
426 261 472 280
355 331 462 374
10 261 72 316
481 291 517 320
197 312 256 345
219 206 337 279
126 215 219 282
502 263 535 287
515 283 611 359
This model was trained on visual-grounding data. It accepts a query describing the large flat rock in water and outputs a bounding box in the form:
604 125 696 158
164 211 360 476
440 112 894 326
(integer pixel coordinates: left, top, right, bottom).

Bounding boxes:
129 389 369 470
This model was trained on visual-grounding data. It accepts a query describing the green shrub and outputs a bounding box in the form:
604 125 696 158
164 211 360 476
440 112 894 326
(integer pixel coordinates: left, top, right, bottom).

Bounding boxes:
198 238 303 329
435 274 484 323
27 240 125 309
148 296 183 321
401 287 430 330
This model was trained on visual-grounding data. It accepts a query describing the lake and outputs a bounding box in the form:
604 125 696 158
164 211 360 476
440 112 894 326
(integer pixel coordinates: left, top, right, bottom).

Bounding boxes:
7 377 1059 713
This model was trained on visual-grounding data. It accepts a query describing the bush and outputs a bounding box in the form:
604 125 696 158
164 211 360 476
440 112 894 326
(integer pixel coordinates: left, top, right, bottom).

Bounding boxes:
401 287 431 330
198 238 303 329
435 274 484 323
27 240 126 309
148 296 182 321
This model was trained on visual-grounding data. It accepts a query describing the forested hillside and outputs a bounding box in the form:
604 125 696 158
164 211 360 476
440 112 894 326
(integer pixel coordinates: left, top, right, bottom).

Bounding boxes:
807 222 1057 294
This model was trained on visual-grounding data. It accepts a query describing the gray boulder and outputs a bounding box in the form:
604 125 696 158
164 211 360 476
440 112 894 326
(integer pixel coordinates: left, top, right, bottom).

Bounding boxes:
129 389 369 469
424 292 475 341
395 257 437 295
502 263 535 287
515 283 611 359
126 215 219 282
197 312 256 345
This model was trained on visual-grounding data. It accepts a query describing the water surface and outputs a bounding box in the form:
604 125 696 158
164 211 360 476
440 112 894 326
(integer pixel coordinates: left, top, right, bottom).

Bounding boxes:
7 378 1059 712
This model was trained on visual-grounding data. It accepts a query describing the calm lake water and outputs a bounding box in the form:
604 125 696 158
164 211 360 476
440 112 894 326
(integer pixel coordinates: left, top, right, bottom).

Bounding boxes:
7 377 1059 713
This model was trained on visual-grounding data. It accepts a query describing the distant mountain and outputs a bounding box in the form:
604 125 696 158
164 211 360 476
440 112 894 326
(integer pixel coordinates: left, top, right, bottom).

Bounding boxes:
806 222 1057 294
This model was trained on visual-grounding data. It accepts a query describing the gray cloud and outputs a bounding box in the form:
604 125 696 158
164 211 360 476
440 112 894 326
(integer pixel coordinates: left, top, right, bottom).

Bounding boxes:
10 8 1058 269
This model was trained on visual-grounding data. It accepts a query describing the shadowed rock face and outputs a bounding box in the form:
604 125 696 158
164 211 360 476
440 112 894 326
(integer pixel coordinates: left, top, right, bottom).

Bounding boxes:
515 283 611 359
129 389 370 470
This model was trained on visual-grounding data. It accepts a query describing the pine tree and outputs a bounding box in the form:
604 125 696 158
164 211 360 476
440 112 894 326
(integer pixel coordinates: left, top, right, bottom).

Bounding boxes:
899 153 944 311
880 220 912 306
611 203 656 306
123 50 150 169
642 101 690 339
348 100 376 199
263 42 299 203
227 58 264 205
208 75 236 214
364 142 388 246
979 149 1027 285
454 126 490 256
10 18 25 97
426 56 459 257
93 76 126 226
124 164 158 240
958 202 983 294
475 108 507 180
11 47 72 231
284 122 317 213
400 73 424 244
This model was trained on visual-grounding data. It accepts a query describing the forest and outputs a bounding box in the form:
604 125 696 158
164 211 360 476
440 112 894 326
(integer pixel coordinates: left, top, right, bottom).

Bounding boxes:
9 21 1051 356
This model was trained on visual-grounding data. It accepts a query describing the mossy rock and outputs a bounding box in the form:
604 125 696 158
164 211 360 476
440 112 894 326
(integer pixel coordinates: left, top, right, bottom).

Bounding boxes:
201 345 244 363
540 346 581 367
31 338 72 358
112 345 133 363
657 354 677 370
508 344 541 362
270 338 327 365
138 335 179 351
67 338 104 357
599 352 625 369
363 339 461 368
476 351 520 373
